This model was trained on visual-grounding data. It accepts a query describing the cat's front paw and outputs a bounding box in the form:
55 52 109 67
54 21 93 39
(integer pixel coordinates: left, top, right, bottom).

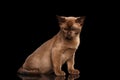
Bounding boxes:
68 74 80 80
68 69 80 74
55 71 66 76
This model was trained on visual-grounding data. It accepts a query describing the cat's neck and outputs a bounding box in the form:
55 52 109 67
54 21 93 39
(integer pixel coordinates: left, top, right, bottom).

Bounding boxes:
55 31 80 49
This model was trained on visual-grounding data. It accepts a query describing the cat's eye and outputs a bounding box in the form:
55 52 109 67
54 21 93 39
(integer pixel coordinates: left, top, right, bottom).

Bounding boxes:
71 27 77 30
75 32 79 34
71 28 75 30
63 28 68 30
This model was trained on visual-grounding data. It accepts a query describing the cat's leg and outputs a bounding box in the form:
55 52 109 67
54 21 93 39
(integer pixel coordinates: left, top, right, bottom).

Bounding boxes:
67 54 80 74
52 48 66 76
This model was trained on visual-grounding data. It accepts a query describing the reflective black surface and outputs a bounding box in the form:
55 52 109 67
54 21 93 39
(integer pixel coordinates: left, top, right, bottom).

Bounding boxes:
17 74 80 80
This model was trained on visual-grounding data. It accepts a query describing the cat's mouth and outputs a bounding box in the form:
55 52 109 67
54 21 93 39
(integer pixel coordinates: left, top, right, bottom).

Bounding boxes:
65 36 73 40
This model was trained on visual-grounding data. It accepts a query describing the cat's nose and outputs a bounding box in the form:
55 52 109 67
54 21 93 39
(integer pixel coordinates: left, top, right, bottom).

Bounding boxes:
67 31 71 35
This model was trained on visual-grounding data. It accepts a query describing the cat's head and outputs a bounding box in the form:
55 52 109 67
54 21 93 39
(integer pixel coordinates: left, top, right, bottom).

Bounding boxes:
57 16 86 40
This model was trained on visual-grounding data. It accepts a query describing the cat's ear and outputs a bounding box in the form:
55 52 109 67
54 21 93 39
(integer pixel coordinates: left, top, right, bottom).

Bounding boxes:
56 15 66 24
76 16 86 25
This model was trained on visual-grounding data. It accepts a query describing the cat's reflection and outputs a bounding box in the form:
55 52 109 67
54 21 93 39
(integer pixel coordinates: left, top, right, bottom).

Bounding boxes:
17 74 80 80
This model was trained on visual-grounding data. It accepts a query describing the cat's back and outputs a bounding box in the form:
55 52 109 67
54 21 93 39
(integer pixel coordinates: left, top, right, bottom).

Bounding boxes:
33 35 57 54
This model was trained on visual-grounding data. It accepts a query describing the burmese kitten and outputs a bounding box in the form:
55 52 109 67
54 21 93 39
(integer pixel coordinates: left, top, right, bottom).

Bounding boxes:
18 16 85 76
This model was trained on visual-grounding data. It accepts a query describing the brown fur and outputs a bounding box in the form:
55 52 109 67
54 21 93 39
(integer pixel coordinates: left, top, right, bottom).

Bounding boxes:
18 16 85 76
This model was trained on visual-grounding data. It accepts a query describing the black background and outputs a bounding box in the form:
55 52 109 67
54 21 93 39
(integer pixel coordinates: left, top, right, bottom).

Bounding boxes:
2 2 116 80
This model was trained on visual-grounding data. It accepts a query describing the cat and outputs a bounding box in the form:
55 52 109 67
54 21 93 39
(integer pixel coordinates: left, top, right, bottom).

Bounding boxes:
18 15 85 76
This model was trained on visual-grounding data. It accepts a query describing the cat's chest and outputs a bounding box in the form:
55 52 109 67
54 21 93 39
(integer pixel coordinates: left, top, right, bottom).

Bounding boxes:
62 39 80 49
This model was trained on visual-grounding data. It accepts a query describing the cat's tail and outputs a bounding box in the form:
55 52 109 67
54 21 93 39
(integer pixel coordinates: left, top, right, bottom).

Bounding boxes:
17 67 40 76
